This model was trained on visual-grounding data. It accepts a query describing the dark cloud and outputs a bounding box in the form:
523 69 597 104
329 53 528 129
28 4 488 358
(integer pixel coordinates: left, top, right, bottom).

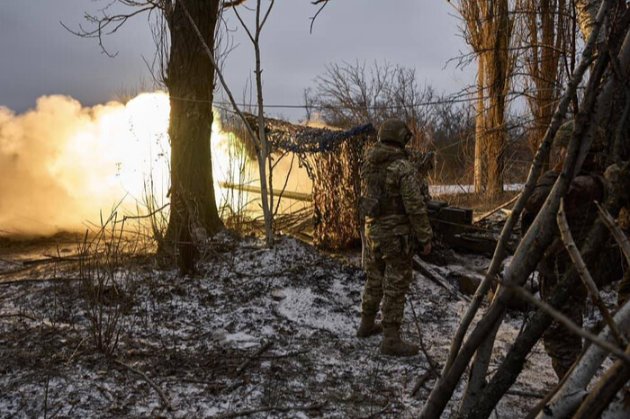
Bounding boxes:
1 1 472 120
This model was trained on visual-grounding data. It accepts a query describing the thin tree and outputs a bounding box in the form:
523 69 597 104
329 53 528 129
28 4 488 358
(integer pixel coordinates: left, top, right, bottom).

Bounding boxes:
231 0 276 246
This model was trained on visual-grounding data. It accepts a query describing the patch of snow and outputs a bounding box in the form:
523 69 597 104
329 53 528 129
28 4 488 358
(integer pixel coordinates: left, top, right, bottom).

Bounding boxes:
223 332 258 349
276 287 355 336
2 234 614 418
430 183 523 196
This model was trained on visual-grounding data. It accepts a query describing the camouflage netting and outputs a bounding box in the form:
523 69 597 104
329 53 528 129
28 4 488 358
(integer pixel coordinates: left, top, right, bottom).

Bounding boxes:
220 111 375 249
310 138 369 249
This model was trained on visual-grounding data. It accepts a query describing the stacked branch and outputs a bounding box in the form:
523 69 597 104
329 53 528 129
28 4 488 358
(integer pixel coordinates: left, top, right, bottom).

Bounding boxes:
421 1 630 417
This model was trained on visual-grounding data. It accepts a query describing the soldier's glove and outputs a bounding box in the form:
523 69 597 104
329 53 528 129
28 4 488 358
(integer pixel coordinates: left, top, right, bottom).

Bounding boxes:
420 241 432 256
410 150 436 175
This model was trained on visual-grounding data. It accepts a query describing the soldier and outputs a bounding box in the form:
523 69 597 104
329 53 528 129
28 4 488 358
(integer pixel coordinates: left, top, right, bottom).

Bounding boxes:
603 162 630 306
521 120 608 378
357 119 433 357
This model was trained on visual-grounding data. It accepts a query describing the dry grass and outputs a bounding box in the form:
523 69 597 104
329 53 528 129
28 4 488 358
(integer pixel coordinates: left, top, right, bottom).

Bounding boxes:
77 212 141 356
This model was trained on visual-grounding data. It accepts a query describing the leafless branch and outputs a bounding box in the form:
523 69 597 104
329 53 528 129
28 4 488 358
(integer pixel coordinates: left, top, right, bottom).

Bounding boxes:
60 2 159 57
231 3 255 44
596 201 630 264
558 199 626 346
309 0 330 34
503 281 630 363
259 0 276 31
114 359 172 411
423 3 615 415
534 301 630 418
223 0 248 8
235 341 273 374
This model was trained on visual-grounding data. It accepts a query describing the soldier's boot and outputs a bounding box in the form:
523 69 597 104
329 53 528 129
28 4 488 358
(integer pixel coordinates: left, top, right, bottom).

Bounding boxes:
356 314 382 338
380 326 419 357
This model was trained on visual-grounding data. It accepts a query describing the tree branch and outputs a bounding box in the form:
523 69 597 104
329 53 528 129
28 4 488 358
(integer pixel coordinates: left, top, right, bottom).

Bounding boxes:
503 282 630 363
223 0 249 8
60 3 158 57
309 0 330 34
596 202 630 264
558 199 626 346
535 300 630 418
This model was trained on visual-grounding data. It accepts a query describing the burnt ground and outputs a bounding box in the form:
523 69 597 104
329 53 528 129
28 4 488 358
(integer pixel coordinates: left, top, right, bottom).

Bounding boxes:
1 231 566 418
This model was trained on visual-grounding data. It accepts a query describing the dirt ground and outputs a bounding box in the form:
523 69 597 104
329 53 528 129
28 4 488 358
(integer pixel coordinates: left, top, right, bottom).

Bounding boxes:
0 229 571 418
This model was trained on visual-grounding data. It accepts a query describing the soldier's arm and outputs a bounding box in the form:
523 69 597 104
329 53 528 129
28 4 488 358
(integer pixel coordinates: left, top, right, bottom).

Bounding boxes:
522 171 558 234
396 161 433 245
524 171 559 215
564 175 605 216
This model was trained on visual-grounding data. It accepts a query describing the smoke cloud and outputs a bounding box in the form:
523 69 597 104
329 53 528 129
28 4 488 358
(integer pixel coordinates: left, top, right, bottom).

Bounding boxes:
0 92 170 236
0 91 316 237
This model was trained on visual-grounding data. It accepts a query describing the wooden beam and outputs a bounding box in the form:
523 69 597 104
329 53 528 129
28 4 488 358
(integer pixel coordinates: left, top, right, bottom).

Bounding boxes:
219 182 312 202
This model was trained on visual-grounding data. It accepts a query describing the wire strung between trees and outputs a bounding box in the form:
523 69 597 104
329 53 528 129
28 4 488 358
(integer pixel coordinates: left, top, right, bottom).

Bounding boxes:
165 84 579 110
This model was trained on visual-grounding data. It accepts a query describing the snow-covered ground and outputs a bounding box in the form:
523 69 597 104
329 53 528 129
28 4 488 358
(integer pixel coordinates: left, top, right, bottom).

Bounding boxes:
0 234 560 417
430 183 524 196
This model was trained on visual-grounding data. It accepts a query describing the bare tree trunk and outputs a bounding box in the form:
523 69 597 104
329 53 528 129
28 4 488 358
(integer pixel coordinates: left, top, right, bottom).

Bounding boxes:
470 0 511 196
485 0 510 197
525 0 568 171
537 302 630 418
162 0 223 271
576 0 603 42
474 54 487 193
458 318 501 415
572 342 630 419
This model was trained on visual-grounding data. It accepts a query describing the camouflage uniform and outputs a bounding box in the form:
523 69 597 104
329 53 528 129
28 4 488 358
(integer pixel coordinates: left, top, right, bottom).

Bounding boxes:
605 163 630 306
361 146 433 326
358 119 432 356
521 121 609 378
616 206 630 306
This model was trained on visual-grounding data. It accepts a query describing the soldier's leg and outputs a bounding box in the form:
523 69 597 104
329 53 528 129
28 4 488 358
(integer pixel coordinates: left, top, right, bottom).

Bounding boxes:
542 273 586 378
380 236 418 356
358 237 385 337
617 269 630 307
361 238 385 317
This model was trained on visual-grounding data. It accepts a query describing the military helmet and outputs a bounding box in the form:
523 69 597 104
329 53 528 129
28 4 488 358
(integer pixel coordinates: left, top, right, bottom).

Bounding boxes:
378 119 412 147
553 119 606 152
553 120 574 150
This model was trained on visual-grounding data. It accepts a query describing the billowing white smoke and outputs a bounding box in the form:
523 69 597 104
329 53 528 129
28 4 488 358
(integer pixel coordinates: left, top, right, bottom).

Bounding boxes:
0 92 172 236
0 91 315 237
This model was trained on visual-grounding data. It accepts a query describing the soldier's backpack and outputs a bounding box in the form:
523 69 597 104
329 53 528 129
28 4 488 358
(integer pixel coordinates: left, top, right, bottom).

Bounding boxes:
359 149 406 218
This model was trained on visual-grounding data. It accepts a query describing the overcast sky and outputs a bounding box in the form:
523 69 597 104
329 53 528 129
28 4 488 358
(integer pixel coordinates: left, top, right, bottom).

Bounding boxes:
0 0 473 121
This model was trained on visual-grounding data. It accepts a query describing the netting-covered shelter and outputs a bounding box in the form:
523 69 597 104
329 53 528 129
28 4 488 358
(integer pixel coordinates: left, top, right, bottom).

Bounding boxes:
219 111 376 249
